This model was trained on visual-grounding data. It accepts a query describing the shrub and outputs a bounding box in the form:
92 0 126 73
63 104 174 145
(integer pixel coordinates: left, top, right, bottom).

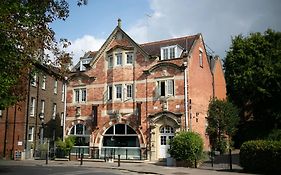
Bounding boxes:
55 136 76 158
240 140 281 173
169 131 203 167
267 129 281 141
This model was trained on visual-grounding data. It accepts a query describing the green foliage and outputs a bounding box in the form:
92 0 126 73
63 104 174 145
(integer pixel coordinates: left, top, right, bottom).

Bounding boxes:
169 131 203 167
206 98 239 152
0 0 83 108
224 29 281 129
240 140 281 173
267 129 281 141
56 136 76 152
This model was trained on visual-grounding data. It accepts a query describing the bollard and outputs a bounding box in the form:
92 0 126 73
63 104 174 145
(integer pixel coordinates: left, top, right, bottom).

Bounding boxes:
80 153 83 165
229 149 232 170
194 158 197 168
118 155 120 167
46 152 48 164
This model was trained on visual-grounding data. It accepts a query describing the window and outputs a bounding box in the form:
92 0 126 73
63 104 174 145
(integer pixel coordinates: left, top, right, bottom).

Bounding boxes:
161 45 179 60
74 88 86 103
41 100 45 114
42 76 46 90
108 85 113 100
116 53 122 66
158 79 174 97
54 80 58 94
30 97 35 116
52 103 57 119
31 73 37 86
126 52 133 64
170 47 175 58
70 124 89 136
28 127 34 141
108 55 113 68
115 84 122 99
61 112 64 126
126 84 133 98
80 59 90 71
163 48 168 60
199 50 203 67
62 84 65 102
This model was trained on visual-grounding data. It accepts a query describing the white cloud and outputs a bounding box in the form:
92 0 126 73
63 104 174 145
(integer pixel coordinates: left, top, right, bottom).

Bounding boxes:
64 35 105 65
128 0 281 58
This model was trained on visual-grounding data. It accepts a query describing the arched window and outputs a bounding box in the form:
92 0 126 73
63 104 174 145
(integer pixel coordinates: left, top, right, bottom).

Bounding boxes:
70 124 90 135
69 124 90 146
103 124 139 147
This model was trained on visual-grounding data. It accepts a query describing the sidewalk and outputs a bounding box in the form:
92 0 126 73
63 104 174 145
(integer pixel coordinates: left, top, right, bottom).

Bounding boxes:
0 159 254 175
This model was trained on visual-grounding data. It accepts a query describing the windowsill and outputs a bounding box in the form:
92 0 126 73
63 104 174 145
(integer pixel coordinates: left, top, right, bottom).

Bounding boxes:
158 57 182 62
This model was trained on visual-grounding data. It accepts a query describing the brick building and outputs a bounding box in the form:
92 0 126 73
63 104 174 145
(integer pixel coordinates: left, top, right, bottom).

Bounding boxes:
0 63 66 159
66 20 226 161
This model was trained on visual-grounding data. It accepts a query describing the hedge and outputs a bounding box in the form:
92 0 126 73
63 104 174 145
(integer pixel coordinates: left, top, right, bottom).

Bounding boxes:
240 140 281 173
169 131 203 167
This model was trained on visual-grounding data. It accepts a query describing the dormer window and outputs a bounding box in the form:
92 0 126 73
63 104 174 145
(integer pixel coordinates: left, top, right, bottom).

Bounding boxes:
161 45 182 60
80 58 91 71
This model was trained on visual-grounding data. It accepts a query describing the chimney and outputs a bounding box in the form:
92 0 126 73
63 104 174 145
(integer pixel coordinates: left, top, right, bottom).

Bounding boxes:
118 18 122 28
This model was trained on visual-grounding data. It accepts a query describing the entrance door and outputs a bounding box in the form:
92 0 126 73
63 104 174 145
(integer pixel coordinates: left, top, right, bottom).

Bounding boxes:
159 126 174 158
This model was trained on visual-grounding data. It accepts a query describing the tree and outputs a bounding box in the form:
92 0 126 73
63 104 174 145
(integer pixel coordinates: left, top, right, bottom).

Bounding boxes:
169 131 203 167
0 0 86 108
224 29 281 130
206 98 239 153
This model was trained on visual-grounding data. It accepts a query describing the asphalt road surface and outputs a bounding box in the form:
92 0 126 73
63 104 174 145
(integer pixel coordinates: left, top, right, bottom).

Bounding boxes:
0 165 139 175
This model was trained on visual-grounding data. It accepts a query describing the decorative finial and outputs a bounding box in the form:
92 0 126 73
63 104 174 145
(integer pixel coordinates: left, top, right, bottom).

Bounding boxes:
118 18 122 28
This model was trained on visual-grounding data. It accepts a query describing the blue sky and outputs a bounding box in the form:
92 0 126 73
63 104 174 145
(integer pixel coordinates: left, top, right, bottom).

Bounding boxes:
51 0 281 65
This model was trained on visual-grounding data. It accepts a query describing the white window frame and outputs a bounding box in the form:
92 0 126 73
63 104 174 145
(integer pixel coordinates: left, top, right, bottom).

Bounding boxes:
126 84 133 98
115 84 122 100
108 55 113 68
126 52 133 64
157 79 174 97
41 100 45 114
116 53 122 66
60 112 64 126
62 84 65 102
54 80 58 94
74 88 87 103
28 127 34 141
52 103 57 119
31 73 37 86
42 75 46 90
161 46 177 60
108 85 113 101
80 59 90 71
30 97 35 116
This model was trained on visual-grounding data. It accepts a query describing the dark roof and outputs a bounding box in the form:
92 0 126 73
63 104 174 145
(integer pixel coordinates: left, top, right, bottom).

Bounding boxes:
140 34 199 57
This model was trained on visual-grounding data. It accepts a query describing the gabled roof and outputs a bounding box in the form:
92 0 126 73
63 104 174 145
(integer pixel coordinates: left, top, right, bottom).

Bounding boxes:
89 26 149 67
140 35 199 57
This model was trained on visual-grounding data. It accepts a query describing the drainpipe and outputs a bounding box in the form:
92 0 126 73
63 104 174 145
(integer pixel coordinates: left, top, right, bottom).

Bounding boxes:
63 78 67 141
183 53 189 131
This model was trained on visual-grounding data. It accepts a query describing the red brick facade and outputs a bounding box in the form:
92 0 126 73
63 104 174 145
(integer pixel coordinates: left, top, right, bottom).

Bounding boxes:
0 64 66 159
66 25 226 160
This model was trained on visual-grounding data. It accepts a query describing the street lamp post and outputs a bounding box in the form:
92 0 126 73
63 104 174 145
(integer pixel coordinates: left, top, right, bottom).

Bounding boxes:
39 113 45 145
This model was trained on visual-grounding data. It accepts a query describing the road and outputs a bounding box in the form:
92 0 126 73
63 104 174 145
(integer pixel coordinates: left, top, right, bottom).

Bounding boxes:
0 165 139 175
